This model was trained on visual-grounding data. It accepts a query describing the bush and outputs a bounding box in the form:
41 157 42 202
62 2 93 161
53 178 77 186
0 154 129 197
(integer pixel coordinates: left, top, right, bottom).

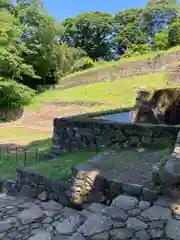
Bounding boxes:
123 44 151 57
71 57 94 72
153 30 169 51
0 78 35 108
168 19 180 47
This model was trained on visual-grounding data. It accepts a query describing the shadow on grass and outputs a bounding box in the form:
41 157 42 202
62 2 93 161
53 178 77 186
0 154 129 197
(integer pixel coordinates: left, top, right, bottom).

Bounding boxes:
0 138 99 181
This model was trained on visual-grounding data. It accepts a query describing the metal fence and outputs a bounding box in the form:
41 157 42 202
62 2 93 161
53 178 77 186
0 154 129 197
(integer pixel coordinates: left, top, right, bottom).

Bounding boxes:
0 145 41 167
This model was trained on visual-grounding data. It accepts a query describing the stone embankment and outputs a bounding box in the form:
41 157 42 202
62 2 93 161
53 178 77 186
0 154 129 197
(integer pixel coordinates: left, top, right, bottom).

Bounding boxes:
0 193 180 239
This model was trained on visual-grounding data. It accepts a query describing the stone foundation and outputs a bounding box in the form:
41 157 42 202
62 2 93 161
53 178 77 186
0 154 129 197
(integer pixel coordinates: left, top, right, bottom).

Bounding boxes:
52 117 179 155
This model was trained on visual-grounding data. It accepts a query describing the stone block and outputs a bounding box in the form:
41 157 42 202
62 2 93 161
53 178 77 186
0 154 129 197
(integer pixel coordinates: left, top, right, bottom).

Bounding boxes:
142 186 160 203
122 183 143 197
106 178 123 200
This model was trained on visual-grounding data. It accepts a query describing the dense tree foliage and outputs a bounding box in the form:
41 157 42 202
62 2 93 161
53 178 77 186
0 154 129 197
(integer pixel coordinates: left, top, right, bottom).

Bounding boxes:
0 0 179 108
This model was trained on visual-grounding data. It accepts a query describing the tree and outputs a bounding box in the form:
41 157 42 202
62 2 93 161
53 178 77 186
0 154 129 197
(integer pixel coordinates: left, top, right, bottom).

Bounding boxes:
15 0 71 88
114 9 148 56
114 8 142 27
143 0 179 36
0 11 36 79
153 30 169 50
62 12 114 60
168 18 180 46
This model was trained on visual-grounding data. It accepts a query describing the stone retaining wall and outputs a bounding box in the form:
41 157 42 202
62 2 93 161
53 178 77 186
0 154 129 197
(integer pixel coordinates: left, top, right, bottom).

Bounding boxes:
62 50 180 89
52 117 179 155
1 169 71 207
70 157 161 206
0 166 162 209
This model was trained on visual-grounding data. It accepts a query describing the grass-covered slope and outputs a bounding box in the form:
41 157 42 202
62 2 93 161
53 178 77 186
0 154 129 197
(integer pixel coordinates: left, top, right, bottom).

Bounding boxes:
30 72 179 111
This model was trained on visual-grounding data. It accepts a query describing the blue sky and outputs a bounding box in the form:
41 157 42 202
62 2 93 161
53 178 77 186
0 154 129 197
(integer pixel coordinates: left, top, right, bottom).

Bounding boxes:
43 0 149 21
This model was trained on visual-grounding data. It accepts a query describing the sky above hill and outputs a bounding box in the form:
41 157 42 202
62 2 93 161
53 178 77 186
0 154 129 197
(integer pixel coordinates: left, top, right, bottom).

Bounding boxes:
43 0 151 21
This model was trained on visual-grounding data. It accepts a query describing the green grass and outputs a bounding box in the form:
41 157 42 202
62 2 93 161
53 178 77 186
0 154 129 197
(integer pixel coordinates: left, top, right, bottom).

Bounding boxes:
29 72 179 110
0 134 98 180
63 45 180 79
0 127 50 140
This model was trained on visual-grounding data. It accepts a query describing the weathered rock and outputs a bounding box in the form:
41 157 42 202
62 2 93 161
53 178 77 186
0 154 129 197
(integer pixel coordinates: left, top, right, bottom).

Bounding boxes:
77 214 113 237
67 232 86 240
128 208 141 217
122 183 142 196
140 206 172 221
127 218 148 231
18 185 37 198
28 230 51 240
148 220 165 229
41 200 63 211
109 228 133 239
165 219 180 240
161 156 180 188
55 215 83 236
17 205 44 224
135 230 150 240
142 187 160 202
91 231 109 240
138 201 151 211
101 206 128 222
0 220 12 233
106 179 122 199
87 203 106 213
63 207 80 218
111 195 138 210
148 228 164 238
37 191 48 201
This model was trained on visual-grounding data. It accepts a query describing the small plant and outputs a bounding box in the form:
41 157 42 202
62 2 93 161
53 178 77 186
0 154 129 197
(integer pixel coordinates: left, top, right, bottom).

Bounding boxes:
71 57 94 72
0 78 35 109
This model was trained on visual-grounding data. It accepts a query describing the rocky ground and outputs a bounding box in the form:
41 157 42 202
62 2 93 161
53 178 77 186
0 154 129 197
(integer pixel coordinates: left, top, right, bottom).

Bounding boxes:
0 193 180 240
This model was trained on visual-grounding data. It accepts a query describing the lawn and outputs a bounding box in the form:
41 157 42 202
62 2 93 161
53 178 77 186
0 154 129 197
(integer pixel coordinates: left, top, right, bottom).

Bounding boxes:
0 127 98 180
30 72 179 110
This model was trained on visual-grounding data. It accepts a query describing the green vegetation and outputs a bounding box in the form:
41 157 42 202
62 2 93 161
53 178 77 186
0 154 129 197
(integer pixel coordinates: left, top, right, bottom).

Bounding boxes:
0 0 180 110
0 0 179 182
30 72 179 110
0 127 99 180
63 46 180 79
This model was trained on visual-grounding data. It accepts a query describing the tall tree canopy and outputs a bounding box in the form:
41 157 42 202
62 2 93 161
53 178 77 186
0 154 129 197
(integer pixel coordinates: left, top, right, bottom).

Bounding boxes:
0 0 179 102
62 12 114 60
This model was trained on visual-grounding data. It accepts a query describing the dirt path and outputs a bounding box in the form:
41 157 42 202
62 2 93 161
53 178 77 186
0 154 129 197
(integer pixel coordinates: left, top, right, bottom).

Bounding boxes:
0 102 94 132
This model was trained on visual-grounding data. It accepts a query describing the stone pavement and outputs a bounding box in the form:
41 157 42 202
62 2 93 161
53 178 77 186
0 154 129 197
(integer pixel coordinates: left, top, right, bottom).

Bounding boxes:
0 193 180 240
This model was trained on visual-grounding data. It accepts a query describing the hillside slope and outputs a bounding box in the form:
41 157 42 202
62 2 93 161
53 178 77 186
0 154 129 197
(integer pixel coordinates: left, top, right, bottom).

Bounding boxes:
60 47 180 89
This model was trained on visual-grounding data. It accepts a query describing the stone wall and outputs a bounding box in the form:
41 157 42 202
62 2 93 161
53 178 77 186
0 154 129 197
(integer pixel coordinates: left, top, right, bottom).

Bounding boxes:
71 157 161 206
52 117 179 155
62 50 180 89
161 129 180 196
2 169 71 207
0 166 162 208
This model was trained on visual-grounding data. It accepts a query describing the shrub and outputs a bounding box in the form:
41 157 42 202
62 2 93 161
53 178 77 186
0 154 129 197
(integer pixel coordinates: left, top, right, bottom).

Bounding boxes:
153 30 169 51
71 57 94 72
123 44 151 57
0 78 35 108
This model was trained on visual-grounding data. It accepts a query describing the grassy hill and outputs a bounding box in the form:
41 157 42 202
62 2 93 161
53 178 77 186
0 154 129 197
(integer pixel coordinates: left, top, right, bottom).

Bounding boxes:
0 46 180 180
